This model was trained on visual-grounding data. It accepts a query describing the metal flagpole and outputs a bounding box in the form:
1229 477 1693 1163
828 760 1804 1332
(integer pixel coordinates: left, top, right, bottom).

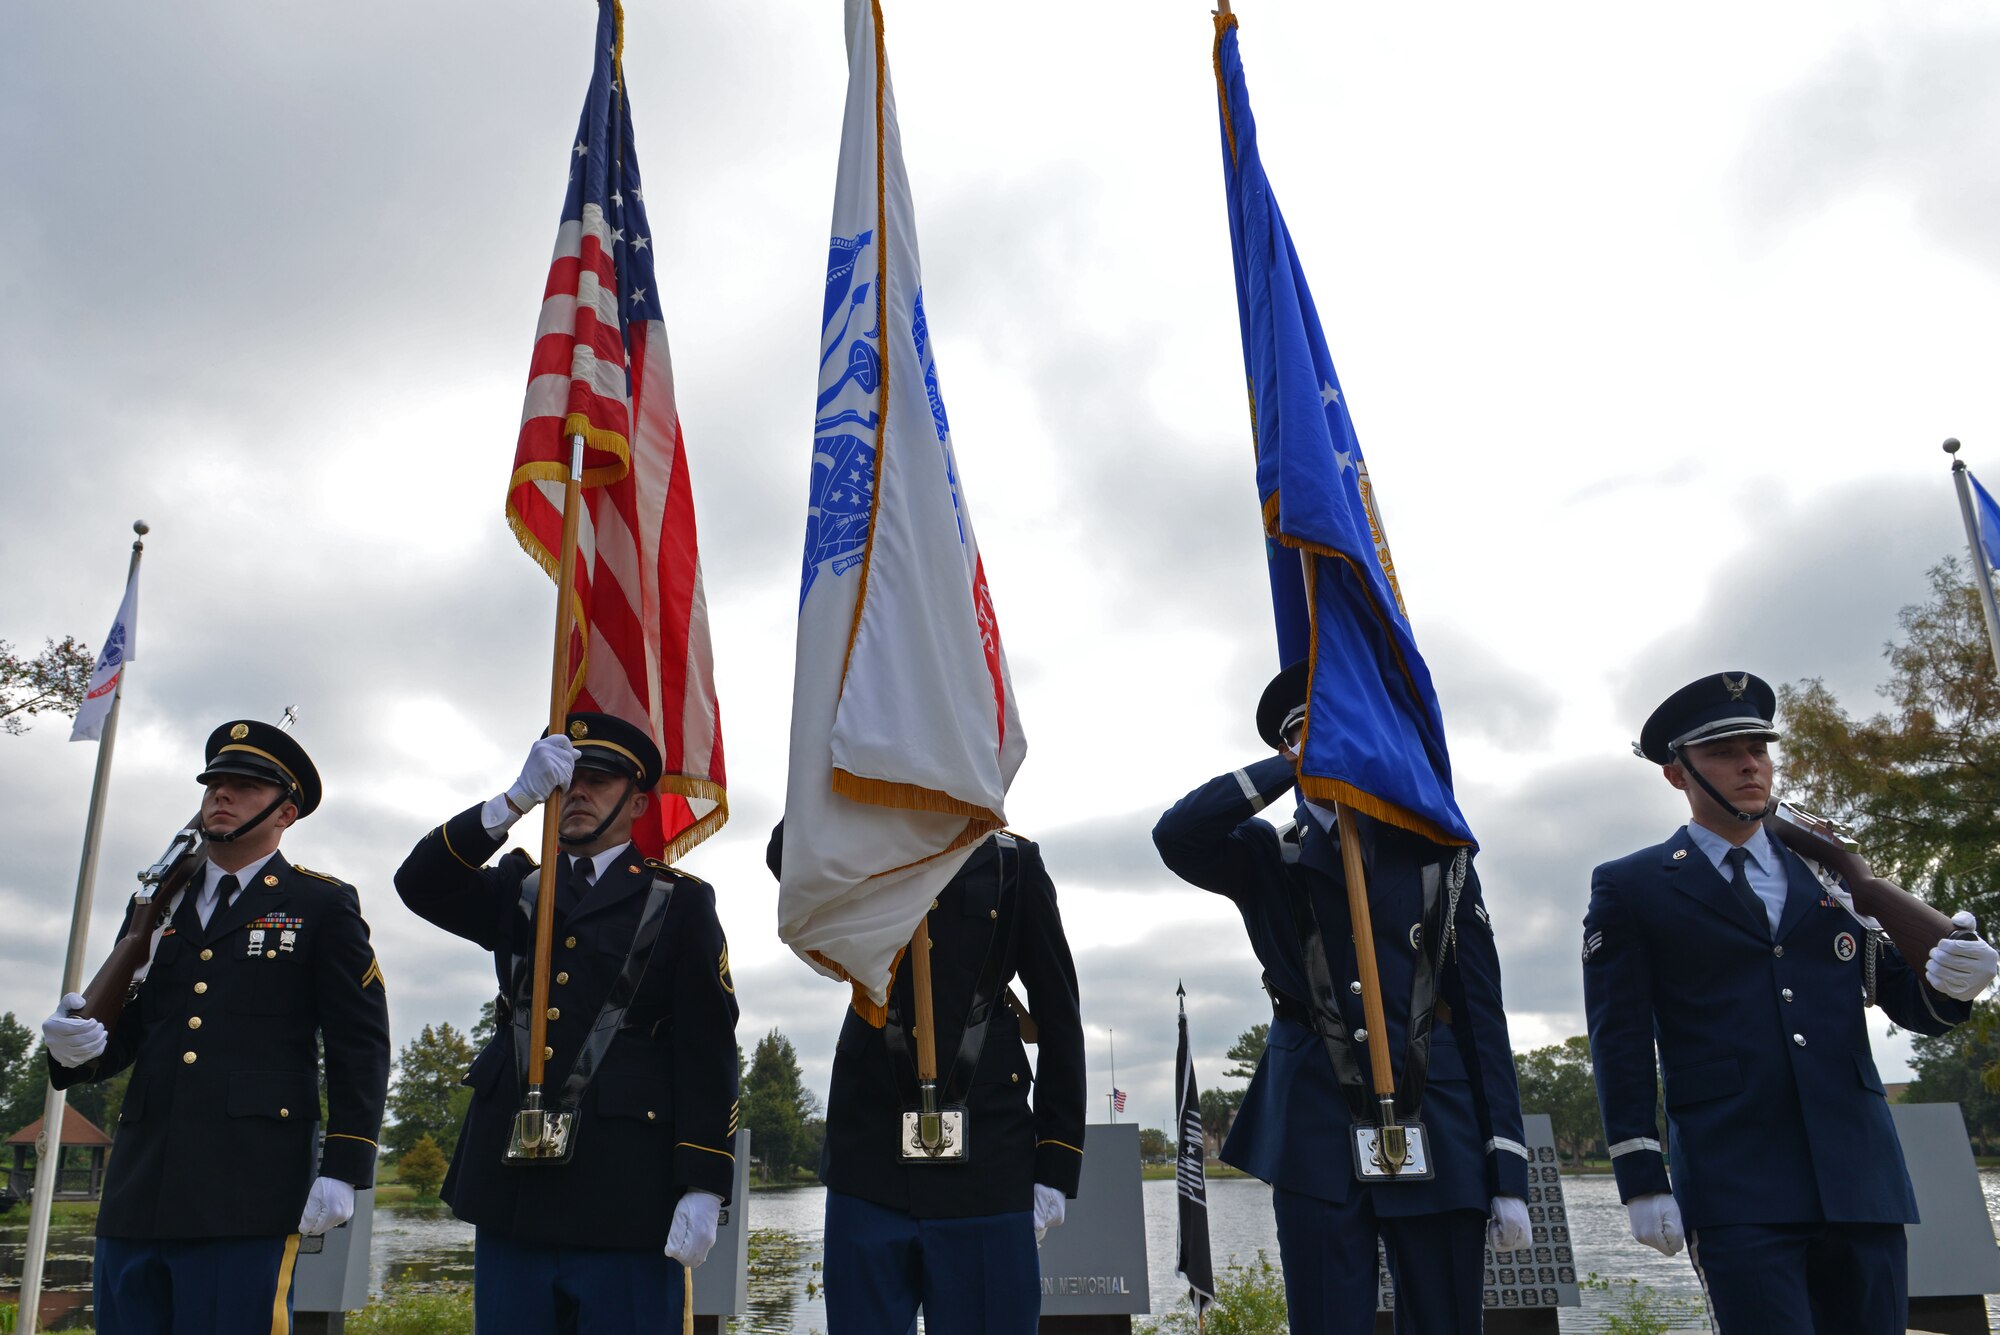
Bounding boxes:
1946 438 2000 678
19 521 147 1335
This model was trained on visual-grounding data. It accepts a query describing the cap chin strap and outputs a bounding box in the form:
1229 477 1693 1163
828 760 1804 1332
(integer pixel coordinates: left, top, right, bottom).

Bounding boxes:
557 775 639 850
200 786 293 844
1673 746 1774 824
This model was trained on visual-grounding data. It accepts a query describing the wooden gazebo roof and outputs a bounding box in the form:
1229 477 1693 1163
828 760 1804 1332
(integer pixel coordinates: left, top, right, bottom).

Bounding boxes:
6 1105 112 1148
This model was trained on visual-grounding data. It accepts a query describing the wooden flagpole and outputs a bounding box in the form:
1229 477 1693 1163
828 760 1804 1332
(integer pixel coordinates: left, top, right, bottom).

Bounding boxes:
1334 803 1408 1168
518 433 586 1145
910 916 942 1147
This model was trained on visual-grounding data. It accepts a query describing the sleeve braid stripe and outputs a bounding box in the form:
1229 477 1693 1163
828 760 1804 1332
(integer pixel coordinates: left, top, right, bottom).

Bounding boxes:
677 1141 735 1162
439 823 482 871
1608 1137 1661 1158
1037 1138 1084 1155
325 1133 378 1148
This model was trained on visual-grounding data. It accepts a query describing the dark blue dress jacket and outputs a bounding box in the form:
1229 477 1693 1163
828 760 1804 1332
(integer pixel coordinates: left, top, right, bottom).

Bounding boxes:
1155 756 1530 1216
1582 826 1972 1228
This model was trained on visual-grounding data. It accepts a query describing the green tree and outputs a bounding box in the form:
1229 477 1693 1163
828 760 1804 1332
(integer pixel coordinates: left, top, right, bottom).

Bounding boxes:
0 636 93 736
741 1029 818 1182
1512 1036 1603 1164
1779 559 2000 925
1137 1127 1173 1162
385 1023 476 1160
1906 1013 2000 1153
397 1133 449 1198
471 999 498 1049
1224 1024 1269 1082
1198 1087 1243 1154
0 1013 42 1137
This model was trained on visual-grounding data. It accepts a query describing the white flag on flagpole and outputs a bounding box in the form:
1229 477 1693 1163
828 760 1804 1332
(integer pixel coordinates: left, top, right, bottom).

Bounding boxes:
778 0 1026 1017
70 564 140 742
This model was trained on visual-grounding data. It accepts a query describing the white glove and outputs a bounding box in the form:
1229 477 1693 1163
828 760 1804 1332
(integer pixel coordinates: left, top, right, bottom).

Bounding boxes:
1926 912 1998 1002
484 735 580 834
41 994 106 1068
665 1189 722 1267
1032 1183 1067 1245
298 1176 355 1236
1626 1192 1683 1257
1487 1195 1531 1253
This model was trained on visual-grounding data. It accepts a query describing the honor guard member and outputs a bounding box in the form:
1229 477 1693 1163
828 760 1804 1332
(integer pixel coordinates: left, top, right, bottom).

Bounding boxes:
1153 663 1533 1335
766 821 1086 1335
40 720 391 1335
396 712 739 1334
1584 673 1999 1334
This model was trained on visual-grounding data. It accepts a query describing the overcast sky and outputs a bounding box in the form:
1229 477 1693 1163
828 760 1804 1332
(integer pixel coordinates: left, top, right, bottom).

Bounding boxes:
7 1 2000 1136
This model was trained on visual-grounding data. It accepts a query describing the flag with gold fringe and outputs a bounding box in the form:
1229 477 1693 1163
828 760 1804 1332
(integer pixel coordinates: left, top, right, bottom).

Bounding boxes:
1213 12 1471 846
506 0 725 861
778 0 1025 1019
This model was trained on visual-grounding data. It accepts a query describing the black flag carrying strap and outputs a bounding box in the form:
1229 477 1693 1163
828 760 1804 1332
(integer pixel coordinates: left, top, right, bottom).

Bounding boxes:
882 834 1021 1114
1275 826 1464 1125
504 863 678 1114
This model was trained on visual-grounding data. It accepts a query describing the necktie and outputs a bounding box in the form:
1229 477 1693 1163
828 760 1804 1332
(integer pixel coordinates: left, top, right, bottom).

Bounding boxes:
203 873 240 930
1723 847 1768 937
573 857 596 890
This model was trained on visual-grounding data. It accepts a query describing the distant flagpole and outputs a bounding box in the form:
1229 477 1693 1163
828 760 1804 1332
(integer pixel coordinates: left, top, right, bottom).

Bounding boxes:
19 521 146 1335
1174 982 1216 1325
1945 438 2000 678
1107 1026 1117 1122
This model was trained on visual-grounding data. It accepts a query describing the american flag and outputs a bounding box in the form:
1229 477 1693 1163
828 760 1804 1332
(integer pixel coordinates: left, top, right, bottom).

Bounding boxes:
507 0 725 862
1112 1087 1128 1114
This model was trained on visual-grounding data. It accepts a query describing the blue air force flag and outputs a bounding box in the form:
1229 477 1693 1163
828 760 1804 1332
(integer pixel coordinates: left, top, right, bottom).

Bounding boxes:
70 560 140 743
1212 13 1472 847
1968 469 2000 575
779 0 1025 1019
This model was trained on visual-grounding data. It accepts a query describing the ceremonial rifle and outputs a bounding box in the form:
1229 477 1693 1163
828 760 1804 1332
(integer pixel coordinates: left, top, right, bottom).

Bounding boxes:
1765 802 1974 972
75 705 300 1032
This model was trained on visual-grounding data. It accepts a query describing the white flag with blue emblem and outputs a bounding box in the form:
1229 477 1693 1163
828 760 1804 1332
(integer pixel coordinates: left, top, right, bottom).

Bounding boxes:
778 0 1025 1020
70 562 140 742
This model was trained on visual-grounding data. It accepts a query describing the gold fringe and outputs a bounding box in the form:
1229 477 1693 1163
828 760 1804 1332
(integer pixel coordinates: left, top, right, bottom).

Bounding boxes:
1297 774 1471 848
505 472 591 713
1213 11 1241 168
653 778 730 866
831 769 1002 822
558 412 633 489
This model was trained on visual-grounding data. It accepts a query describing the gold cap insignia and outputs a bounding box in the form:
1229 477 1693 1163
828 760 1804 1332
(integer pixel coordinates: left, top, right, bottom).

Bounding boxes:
569 720 588 740
1722 673 1749 700
230 723 250 740
262 874 279 887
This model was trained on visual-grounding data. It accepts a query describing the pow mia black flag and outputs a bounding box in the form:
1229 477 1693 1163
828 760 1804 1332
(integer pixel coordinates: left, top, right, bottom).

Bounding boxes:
1175 983 1215 1319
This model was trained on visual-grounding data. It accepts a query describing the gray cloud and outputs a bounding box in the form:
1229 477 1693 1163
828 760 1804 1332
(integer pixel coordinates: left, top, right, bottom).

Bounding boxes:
1736 19 2000 274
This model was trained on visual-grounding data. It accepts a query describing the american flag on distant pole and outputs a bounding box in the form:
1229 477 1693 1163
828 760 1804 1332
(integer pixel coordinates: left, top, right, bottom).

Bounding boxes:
1112 1088 1128 1115
506 0 725 862
1175 983 1216 1321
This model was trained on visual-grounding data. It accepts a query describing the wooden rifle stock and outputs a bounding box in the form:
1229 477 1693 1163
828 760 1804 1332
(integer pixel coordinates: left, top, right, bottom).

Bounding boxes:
1763 803 1969 971
76 822 206 1032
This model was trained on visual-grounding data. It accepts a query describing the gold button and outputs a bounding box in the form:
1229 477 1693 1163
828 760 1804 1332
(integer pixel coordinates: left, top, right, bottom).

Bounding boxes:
266 950 277 959
546 1007 560 1021
555 972 569 985
280 1108 290 1118
989 909 998 920
544 1045 554 1060
565 936 577 949
194 982 208 995
646 1111 657 1121
182 1051 197 1065
1009 1072 1019 1084
931 899 939 910
200 949 213 961
188 1017 202 1030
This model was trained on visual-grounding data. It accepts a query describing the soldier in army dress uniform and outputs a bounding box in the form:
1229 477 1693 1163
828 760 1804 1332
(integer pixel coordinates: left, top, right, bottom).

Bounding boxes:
766 822 1087 1335
40 720 392 1335
1153 663 1533 1335
1584 673 1999 1333
396 712 739 1333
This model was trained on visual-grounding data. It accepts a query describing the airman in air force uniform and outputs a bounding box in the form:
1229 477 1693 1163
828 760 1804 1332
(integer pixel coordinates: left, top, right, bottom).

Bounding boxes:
41 720 391 1335
767 822 1087 1335
396 712 739 1334
1584 673 1999 1333
1154 663 1532 1335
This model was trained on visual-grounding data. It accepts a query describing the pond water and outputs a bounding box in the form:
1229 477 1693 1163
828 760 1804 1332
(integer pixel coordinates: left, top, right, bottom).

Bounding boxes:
10 1172 2000 1331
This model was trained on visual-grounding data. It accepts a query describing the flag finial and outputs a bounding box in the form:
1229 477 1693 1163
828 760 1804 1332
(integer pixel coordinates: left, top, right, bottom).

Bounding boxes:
1946 437 1962 455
